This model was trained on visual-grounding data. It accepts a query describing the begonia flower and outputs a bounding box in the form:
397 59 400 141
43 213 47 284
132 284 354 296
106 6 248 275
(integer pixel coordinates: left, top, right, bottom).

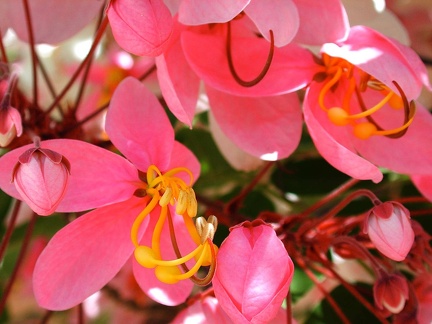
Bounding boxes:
11 138 71 216
0 76 217 310
304 25 432 183
0 0 103 44
106 0 173 56
212 220 294 323
373 272 409 314
364 201 414 261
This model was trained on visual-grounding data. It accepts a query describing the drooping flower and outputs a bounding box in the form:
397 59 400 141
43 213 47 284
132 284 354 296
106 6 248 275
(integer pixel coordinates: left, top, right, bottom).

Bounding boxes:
303 25 432 183
0 76 217 310
11 137 71 216
373 272 409 314
364 201 414 261
212 220 294 323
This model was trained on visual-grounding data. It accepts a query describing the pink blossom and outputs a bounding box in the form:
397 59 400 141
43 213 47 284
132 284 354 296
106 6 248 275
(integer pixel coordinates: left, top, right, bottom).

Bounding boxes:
364 201 414 261
106 0 173 56
157 17 310 165
304 25 432 183
0 76 215 310
373 272 409 314
11 139 71 216
212 220 294 323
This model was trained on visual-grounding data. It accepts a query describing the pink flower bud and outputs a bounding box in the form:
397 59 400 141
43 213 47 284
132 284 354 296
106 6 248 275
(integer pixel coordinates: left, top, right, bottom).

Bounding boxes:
364 201 414 261
12 144 71 216
0 105 22 147
374 272 409 314
212 220 294 324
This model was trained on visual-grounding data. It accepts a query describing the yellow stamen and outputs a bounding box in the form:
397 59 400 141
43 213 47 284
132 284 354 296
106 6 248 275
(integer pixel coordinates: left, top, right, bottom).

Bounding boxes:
317 55 415 140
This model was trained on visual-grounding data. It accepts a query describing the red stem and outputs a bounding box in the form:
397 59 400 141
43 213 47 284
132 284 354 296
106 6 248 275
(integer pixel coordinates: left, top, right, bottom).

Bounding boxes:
42 16 109 118
22 0 39 107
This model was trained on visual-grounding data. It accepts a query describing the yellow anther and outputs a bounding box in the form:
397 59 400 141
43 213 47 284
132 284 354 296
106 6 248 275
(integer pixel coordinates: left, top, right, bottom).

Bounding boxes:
388 93 403 110
195 216 218 244
353 122 377 140
159 187 173 207
176 189 188 215
328 107 350 126
134 246 158 268
186 189 197 217
155 265 182 284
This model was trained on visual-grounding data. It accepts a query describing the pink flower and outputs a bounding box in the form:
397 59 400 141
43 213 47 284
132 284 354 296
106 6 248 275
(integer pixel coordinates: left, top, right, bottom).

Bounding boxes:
11 138 71 216
106 0 173 56
373 272 409 314
212 220 294 323
303 25 432 183
0 77 217 310
172 296 233 324
364 201 414 261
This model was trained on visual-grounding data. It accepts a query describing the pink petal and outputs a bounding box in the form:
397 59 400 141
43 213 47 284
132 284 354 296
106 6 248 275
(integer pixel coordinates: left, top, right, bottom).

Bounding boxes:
353 101 432 175
156 22 200 127
209 112 265 171
207 86 302 160
132 206 194 306
292 0 349 44
213 223 294 323
181 24 319 96
303 84 383 183
411 175 432 202
167 141 201 185
244 0 299 47
321 26 428 99
107 0 173 56
178 0 249 25
1 0 103 44
0 139 139 212
105 76 174 172
33 197 146 310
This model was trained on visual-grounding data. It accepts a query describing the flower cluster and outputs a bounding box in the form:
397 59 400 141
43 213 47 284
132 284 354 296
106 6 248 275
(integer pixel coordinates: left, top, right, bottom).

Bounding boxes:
0 0 431 323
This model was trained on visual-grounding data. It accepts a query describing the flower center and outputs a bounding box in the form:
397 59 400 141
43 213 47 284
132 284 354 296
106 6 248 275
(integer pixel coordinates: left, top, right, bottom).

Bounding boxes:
317 54 416 140
130 165 217 286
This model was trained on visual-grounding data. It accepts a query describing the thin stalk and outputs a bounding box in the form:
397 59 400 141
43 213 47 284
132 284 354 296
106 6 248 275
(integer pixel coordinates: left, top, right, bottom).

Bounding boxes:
22 0 39 106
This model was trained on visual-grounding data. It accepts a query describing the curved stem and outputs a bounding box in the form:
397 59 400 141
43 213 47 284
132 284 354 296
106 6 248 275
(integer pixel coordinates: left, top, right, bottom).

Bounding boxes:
226 22 274 87
296 189 380 237
22 0 38 107
42 16 109 118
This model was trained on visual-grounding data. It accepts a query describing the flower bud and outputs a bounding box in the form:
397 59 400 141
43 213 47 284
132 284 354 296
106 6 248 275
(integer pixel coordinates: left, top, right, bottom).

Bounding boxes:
364 201 414 261
212 220 294 324
0 105 22 147
12 144 71 216
374 272 409 314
